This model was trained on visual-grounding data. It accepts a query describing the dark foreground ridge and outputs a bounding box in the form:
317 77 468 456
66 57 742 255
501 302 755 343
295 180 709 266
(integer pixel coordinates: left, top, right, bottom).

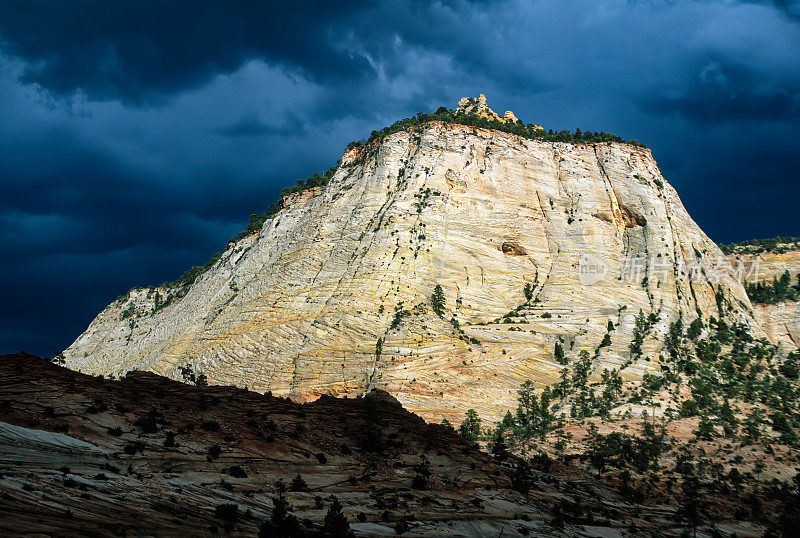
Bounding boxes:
0 353 534 536
0 353 796 536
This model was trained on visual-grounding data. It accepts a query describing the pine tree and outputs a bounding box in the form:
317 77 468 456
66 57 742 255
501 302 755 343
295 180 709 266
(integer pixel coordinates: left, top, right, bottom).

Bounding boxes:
459 409 482 446
665 318 683 359
687 318 703 340
743 409 763 441
262 495 299 538
678 474 702 538
719 399 738 437
289 473 307 492
490 428 509 460
779 352 800 380
431 284 445 317
554 342 567 365
629 309 646 358
502 410 515 428
523 282 533 301
323 496 354 537
695 415 716 440
599 333 612 348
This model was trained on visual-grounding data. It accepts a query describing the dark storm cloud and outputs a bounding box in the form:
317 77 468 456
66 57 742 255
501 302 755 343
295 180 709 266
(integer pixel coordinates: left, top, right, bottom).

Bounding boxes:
215 114 306 138
748 0 800 19
0 0 375 104
0 0 798 356
642 62 800 122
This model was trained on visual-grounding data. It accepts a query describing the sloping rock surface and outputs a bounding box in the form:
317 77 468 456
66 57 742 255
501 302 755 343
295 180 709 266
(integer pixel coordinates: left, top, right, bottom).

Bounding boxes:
1 353 698 536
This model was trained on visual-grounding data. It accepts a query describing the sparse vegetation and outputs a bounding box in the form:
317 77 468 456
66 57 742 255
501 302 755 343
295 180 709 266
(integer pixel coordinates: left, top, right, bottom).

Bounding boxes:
587 422 666 473
262 495 299 537
554 342 567 365
134 103 647 303
280 164 339 199
162 251 222 298
134 409 163 434
214 503 239 524
235 212 268 241
745 270 799 304
351 106 646 153
9 337 800 535
123 440 145 455
523 283 533 301
178 363 208 386
719 236 800 255
390 303 411 330
228 465 247 478
201 420 220 432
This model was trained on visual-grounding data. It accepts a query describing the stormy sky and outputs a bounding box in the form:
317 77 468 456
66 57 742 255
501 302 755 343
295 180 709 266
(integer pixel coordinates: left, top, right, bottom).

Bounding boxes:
1 0 799 356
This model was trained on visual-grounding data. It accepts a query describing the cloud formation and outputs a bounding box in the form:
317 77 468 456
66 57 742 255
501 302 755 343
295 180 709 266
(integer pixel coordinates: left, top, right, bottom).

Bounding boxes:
0 1 375 104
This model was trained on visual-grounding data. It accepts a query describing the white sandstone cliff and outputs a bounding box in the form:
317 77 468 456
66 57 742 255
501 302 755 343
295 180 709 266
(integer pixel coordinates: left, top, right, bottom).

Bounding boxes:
63 101 764 422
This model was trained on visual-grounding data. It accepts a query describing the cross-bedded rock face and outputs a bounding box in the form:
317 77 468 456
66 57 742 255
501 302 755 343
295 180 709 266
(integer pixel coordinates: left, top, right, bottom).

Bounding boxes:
729 249 800 351
62 120 762 422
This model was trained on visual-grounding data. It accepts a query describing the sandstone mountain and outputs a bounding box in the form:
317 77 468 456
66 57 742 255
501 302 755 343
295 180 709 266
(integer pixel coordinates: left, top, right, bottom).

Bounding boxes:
63 96 767 422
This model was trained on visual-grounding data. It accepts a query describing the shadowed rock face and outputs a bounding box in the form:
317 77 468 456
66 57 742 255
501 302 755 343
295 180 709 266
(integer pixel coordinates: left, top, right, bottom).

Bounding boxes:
0 353 544 536
62 116 762 423
2 353 723 537
10 352 792 538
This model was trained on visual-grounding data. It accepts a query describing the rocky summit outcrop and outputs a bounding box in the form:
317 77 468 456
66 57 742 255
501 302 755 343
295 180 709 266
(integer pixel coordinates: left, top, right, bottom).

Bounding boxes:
63 96 765 422
456 94 530 128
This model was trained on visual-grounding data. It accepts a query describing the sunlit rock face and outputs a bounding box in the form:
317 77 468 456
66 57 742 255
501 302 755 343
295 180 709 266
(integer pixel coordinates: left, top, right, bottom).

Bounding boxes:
729 250 800 351
63 116 762 422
